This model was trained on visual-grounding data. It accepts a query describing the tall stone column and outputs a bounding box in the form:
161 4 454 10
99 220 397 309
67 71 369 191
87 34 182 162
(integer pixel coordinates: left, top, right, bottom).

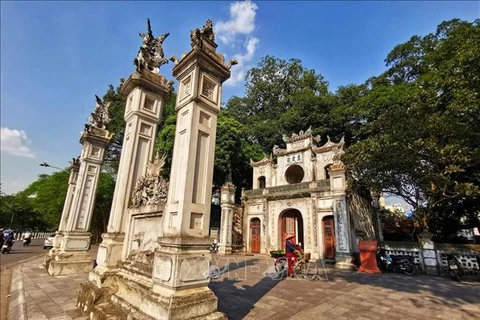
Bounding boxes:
48 97 112 276
44 157 80 267
329 161 354 270
219 181 235 254
91 64 171 285
152 20 232 319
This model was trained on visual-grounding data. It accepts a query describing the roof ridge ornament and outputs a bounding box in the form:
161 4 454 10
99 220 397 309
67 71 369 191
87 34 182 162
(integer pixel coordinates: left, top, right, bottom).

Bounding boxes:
284 127 313 143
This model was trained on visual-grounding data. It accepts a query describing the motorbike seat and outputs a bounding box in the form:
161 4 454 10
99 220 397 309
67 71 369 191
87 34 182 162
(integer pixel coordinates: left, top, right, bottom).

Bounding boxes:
390 255 414 262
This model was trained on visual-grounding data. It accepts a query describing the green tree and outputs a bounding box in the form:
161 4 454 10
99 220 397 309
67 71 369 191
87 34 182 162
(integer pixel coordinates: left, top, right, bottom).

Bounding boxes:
102 82 127 174
19 171 70 229
342 19 480 240
90 172 116 243
214 111 264 198
226 56 331 153
154 93 178 179
0 193 47 231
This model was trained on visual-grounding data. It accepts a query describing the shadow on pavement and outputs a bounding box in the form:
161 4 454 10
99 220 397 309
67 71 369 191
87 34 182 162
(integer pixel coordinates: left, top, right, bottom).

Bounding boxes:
209 256 283 320
325 269 480 316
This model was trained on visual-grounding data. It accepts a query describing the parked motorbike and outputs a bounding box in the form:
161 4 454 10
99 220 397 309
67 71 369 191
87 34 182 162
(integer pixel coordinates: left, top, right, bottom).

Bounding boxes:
446 254 464 282
23 237 31 246
209 238 219 253
377 247 416 276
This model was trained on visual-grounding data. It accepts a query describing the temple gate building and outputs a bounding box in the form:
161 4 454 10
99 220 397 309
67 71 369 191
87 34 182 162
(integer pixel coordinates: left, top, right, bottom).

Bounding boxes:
243 128 378 268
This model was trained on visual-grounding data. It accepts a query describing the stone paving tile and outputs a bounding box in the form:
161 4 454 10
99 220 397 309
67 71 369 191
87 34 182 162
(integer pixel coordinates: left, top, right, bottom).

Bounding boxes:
210 254 480 320
11 254 480 319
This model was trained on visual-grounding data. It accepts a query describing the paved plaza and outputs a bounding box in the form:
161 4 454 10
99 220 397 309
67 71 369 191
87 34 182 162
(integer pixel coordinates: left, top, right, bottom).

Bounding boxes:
8 254 480 320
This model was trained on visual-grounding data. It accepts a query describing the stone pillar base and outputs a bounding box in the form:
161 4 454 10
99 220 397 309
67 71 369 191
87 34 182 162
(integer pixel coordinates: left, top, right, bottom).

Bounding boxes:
113 273 226 320
48 251 94 276
218 244 232 255
334 253 356 270
89 237 226 320
95 232 125 270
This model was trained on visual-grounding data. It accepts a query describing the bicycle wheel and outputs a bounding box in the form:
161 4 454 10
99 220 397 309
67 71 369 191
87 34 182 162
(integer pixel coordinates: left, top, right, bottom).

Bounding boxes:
301 261 320 280
275 258 288 276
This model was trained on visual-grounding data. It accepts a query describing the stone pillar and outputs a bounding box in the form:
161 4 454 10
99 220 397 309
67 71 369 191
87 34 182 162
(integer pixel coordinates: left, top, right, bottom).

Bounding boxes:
330 163 354 270
48 97 112 275
419 231 438 275
92 71 170 284
44 157 80 268
218 182 235 254
152 19 231 319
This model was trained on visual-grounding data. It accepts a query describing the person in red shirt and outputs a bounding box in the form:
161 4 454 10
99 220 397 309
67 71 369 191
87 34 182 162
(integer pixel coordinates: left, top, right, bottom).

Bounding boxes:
285 233 300 277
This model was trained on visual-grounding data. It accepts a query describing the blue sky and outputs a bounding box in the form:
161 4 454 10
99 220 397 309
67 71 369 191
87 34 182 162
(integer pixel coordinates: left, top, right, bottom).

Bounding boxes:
1 1 479 196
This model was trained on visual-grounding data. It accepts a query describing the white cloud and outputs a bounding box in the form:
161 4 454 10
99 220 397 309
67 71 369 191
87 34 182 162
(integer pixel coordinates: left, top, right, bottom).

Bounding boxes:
216 0 258 45
216 1 260 87
0 127 36 159
225 37 260 86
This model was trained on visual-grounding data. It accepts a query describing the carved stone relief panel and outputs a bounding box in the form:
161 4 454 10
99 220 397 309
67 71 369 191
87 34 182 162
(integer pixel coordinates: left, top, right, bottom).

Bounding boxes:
180 74 192 101
335 199 349 253
201 75 217 103
179 257 209 282
143 96 155 111
318 199 333 209
248 203 263 215
190 213 203 230
333 176 343 190
127 212 163 258
153 255 172 282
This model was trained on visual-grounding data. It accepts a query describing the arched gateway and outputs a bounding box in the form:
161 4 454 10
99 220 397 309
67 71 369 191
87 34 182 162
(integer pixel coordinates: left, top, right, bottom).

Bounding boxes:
243 128 371 269
279 209 304 248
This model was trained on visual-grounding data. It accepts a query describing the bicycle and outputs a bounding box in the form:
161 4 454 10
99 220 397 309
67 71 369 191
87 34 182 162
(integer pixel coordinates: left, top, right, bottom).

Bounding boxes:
273 251 322 280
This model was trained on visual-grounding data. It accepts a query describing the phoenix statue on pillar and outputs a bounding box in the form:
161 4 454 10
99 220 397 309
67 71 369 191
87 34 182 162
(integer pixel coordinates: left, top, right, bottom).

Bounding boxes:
134 18 169 74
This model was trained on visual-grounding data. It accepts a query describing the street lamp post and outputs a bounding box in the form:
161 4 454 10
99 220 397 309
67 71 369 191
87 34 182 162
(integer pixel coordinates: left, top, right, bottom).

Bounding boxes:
39 162 70 173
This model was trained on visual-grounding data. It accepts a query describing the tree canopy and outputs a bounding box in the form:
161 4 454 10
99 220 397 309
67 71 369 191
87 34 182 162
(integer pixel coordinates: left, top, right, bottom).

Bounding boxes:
342 19 480 239
226 56 334 153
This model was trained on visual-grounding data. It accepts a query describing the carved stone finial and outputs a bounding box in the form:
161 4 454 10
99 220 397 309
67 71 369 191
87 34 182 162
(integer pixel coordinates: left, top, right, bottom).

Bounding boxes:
226 59 238 70
185 19 228 66
134 18 170 74
201 19 215 42
88 95 110 129
190 28 202 50
69 156 81 169
190 19 216 50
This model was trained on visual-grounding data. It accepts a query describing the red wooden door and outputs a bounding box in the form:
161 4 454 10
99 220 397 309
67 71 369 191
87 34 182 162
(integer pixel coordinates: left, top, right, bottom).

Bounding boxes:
323 217 335 259
281 213 296 244
251 219 261 253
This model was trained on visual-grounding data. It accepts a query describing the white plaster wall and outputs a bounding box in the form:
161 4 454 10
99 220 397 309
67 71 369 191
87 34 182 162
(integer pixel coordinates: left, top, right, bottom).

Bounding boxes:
267 198 311 252
315 151 334 180
252 164 274 189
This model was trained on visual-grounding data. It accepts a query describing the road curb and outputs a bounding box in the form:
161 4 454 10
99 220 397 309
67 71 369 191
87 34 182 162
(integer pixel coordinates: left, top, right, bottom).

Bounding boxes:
8 265 27 320
1 253 45 271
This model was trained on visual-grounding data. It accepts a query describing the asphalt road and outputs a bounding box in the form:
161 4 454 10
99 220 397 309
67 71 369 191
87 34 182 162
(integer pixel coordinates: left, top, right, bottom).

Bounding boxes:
0 239 48 269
